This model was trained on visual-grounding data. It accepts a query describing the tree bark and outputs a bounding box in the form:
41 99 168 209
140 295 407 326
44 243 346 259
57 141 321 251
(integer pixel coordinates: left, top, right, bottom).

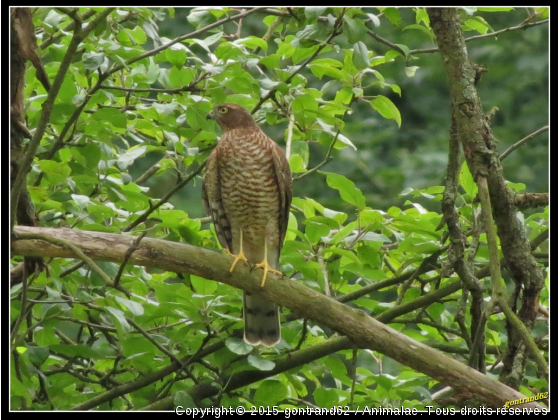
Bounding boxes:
427 8 546 388
10 8 45 283
12 226 543 409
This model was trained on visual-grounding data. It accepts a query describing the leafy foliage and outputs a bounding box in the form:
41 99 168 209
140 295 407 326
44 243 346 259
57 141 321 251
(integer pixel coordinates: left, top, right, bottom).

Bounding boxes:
11 7 548 411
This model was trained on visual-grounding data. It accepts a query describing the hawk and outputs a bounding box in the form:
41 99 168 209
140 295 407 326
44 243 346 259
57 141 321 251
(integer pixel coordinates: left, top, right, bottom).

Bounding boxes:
202 103 292 347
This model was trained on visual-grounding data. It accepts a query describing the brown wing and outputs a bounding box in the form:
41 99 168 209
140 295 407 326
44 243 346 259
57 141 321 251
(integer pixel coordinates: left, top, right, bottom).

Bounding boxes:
271 141 293 249
202 148 233 252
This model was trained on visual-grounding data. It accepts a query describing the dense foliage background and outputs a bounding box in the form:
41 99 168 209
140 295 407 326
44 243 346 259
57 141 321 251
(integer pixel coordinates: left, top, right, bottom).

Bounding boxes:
11 7 548 411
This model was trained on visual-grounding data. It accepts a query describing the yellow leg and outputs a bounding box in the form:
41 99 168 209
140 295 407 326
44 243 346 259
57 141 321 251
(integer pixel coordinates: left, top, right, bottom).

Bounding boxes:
225 230 249 272
254 241 283 287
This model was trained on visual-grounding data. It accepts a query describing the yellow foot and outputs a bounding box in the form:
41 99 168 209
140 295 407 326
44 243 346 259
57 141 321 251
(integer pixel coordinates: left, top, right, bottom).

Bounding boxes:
254 261 283 287
223 248 249 273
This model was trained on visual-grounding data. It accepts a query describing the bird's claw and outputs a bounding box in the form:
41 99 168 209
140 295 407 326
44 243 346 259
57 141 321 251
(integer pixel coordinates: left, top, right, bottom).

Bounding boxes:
225 249 249 273
254 261 283 287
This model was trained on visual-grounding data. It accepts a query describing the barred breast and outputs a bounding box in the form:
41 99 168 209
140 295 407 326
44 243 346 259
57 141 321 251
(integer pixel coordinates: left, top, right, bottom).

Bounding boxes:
218 129 281 229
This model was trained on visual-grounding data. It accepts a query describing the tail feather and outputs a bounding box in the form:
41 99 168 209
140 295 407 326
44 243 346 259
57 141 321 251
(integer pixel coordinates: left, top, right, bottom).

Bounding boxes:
243 291 280 347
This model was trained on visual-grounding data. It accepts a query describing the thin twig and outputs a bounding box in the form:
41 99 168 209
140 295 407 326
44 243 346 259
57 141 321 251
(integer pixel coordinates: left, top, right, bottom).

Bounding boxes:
114 232 147 287
110 8 261 75
251 11 345 113
99 85 203 94
123 160 207 232
127 318 183 366
409 18 549 55
367 29 408 56
499 126 548 160
292 98 353 182
316 244 331 297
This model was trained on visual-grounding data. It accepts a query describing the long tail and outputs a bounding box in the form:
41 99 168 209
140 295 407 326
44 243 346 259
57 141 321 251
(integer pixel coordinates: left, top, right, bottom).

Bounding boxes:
243 291 280 347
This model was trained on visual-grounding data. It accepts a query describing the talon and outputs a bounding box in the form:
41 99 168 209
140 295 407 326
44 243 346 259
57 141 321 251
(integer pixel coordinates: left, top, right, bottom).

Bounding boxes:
228 248 249 273
222 248 234 257
255 261 283 287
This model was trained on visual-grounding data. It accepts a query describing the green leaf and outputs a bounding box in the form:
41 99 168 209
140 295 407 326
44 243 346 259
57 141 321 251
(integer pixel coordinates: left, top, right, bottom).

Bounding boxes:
117 146 147 170
57 75 78 104
463 18 490 34
313 387 338 408
247 355 276 371
71 194 90 209
259 54 281 70
402 24 433 40
334 88 353 105
344 16 367 44
37 160 71 178
289 154 307 173
382 7 401 26
43 9 65 27
145 60 160 84
405 66 419 77
292 93 318 126
352 41 370 70
115 296 144 316
49 344 104 359
105 306 131 335
293 23 330 48
127 26 147 44
27 345 50 367
83 52 106 71
253 379 287 406
191 275 217 295
304 7 326 19
203 31 223 47
367 13 381 27
459 161 477 197
225 77 254 94
236 36 268 51
375 374 394 390
174 391 196 409
168 66 183 88
335 133 357 151
225 338 253 355
461 7 478 15
92 108 127 129
10 376 31 399
477 7 513 11
323 248 360 264
370 96 401 127
395 43 410 58
505 181 526 192
187 10 216 29
322 171 366 210
166 47 187 67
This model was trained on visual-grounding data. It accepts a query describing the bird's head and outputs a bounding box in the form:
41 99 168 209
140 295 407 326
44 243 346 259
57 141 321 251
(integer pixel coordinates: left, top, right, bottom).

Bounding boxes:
207 103 257 132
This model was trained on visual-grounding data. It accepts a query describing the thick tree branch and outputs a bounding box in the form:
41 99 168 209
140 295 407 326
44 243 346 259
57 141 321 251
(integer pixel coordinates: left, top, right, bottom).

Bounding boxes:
12 226 542 409
513 193 548 210
428 7 546 389
10 8 115 228
477 177 548 376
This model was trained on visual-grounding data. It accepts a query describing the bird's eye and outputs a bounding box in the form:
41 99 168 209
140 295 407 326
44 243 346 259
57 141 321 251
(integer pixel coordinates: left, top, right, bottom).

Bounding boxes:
219 107 228 114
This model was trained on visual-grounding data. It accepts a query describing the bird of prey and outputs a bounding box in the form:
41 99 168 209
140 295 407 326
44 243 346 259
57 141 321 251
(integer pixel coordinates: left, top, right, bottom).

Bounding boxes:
202 103 292 346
